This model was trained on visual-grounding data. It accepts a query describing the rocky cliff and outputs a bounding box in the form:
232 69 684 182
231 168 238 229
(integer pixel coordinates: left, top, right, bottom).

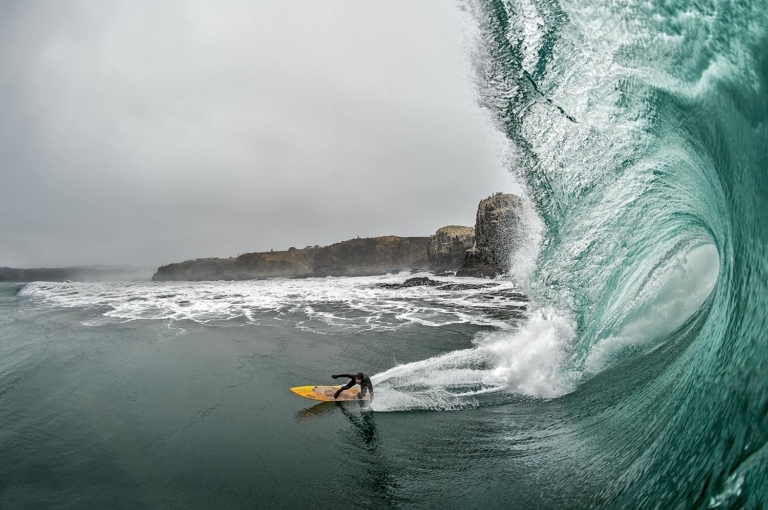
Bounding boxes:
457 193 523 278
151 193 524 282
427 226 475 269
151 236 430 281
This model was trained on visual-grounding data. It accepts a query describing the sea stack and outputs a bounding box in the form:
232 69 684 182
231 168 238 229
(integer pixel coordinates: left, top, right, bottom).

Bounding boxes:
457 193 523 278
427 226 475 270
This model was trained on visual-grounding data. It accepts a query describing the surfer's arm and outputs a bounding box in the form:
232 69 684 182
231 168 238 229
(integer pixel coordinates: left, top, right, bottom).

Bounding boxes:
332 374 356 379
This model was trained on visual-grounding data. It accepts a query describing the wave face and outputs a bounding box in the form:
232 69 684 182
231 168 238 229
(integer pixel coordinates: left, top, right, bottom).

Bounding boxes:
378 0 767 506
468 0 767 506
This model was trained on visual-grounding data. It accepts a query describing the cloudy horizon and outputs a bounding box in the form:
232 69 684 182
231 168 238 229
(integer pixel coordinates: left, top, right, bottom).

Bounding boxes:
0 1 515 269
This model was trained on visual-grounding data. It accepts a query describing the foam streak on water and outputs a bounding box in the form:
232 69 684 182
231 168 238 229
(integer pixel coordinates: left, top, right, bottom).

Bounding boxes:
17 273 527 333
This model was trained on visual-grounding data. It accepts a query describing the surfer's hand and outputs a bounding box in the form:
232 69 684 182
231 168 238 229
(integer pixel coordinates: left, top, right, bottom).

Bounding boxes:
331 374 340 379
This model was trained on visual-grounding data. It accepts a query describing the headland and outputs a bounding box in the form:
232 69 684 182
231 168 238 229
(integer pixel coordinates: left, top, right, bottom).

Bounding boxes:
151 193 524 281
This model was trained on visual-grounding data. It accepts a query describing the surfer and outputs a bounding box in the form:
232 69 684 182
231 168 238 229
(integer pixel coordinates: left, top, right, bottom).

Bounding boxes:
332 372 374 400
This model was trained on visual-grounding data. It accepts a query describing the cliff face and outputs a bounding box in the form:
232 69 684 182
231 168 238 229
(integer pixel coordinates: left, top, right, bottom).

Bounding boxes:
151 236 430 281
234 249 316 278
313 236 429 270
427 226 475 269
150 194 524 282
457 193 523 278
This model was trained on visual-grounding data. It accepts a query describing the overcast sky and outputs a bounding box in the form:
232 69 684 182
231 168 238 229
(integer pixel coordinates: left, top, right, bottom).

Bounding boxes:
0 0 514 268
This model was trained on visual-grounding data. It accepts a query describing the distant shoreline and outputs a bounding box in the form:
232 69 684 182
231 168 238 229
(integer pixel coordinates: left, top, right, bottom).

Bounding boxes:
0 265 156 283
152 235 431 282
4 193 522 284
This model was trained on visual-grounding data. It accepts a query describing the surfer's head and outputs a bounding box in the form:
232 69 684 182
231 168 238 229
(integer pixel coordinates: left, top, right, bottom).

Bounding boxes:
355 372 364 382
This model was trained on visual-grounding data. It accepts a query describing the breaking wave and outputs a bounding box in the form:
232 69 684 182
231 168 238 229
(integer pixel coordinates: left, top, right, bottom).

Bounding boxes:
373 0 767 506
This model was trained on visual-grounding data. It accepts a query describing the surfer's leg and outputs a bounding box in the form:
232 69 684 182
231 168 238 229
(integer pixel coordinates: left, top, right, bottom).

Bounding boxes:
334 380 355 399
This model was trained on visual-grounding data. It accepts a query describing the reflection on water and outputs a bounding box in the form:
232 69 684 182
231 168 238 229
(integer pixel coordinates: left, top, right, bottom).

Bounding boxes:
294 401 338 421
338 402 377 448
295 401 378 448
296 402 398 506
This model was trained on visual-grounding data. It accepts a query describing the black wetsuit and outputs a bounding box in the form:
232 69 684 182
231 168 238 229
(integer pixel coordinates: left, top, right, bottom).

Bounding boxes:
332 373 374 400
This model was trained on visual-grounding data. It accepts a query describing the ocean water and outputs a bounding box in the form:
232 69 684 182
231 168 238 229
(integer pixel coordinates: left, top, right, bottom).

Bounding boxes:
2 0 767 507
1 275 530 508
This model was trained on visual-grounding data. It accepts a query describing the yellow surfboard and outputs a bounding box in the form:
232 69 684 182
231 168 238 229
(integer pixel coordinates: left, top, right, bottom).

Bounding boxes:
290 385 371 402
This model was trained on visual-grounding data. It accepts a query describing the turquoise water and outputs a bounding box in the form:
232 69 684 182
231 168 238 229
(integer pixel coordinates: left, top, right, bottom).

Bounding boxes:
468 0 768 506
2 0 767 507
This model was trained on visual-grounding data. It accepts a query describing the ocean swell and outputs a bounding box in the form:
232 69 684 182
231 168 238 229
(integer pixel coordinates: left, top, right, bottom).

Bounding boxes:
479 0 768 505
378 0 767 506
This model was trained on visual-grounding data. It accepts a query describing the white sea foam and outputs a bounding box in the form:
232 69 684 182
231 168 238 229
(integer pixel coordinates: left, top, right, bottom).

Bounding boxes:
17 272 527 333
506 196 545 287
368 203 582 409
477 309 577 397
514 0 545 74
370 307 576 411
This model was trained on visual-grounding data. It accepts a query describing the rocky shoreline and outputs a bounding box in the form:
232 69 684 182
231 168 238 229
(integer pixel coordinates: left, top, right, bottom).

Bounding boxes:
152 193 524 282
0 194 524 284
152 236 431 281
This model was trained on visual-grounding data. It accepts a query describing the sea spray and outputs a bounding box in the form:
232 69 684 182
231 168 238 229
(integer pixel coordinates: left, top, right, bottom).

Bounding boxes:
478 308 576 397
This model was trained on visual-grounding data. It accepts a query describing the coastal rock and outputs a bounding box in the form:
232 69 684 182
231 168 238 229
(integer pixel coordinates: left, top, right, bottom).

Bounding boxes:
457 193 523 278
151 236 430 281
150 194 525 282
378 277 448 289
400 276 441 287
311 265 350 277
312 236 428 270
427 226 475 269
149 257 242 282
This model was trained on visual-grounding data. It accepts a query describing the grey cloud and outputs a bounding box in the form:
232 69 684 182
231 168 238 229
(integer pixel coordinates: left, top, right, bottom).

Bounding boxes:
0 0 514 268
